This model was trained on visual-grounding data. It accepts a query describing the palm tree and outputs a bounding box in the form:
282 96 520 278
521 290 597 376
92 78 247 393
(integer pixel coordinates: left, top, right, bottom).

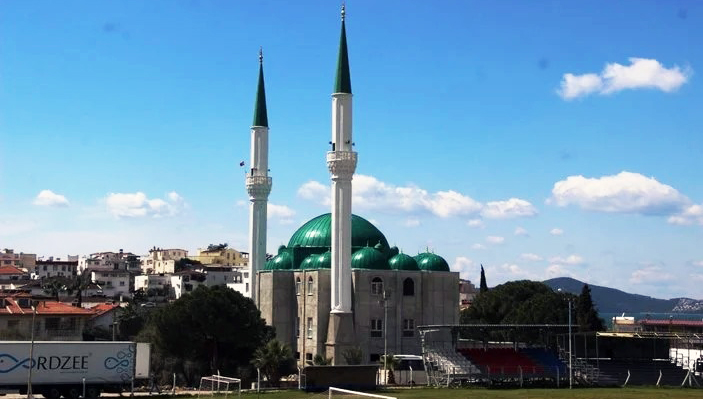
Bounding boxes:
251 339 295 387
380 355 399 385
312 354 333 365
66 274 91 307
342 347 363 365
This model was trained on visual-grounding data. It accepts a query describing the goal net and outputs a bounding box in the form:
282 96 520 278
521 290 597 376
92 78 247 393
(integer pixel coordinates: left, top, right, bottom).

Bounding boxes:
325 387 397 399
198 375 241 399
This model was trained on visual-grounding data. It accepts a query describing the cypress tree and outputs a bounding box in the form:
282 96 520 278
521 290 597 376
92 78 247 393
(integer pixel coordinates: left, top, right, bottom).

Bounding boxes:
576 284 605 332
479 265 488 293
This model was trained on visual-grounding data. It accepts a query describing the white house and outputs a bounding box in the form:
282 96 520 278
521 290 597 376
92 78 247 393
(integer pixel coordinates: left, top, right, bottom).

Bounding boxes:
226 266 252 298
79 250 140 274
34 259 79 280
141 247 188 274
90 270 132 300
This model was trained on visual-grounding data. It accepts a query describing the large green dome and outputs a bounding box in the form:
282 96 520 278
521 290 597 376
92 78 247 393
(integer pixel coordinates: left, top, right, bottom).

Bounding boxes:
265 251 293 270
351 247 389 270
288 213 391 257
389 253 420 271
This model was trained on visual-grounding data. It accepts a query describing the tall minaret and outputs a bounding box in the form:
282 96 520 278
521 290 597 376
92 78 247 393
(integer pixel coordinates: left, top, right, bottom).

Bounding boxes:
246 49 272 307
326 5 357 363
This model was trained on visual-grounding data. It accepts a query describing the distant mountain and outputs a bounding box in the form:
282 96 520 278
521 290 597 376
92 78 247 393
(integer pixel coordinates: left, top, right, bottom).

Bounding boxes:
543 277 703 313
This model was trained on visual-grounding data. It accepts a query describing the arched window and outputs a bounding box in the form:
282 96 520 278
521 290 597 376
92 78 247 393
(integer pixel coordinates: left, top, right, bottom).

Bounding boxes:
371 277 383 295
295 277 301 295
403 278 414 296
307 276 314 294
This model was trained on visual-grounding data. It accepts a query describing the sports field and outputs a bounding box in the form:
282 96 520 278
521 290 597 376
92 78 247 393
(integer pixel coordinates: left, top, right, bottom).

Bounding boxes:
231 387 702 398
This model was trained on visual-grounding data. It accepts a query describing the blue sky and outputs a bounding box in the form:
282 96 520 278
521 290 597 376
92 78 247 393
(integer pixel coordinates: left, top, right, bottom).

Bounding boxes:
1 1 702 299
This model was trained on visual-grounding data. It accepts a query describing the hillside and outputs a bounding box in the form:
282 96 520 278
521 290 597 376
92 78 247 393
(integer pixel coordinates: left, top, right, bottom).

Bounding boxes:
543 277 703 313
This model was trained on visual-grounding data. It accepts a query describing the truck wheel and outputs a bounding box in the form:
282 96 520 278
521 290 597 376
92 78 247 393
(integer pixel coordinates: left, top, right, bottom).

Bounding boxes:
66 387 81 399
85 387 101 399
45 388 61 399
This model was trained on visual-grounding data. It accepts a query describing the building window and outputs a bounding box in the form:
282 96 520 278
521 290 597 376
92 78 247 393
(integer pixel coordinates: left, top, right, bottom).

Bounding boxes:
307 277 313 295
306 353 313 361
371 277 383 295
307 317 313 339
296 278 301 295
403 319 415 337
403 278 415 296
370 319 383 338
370 353 380 362
296 316 300 338
245 283 249 292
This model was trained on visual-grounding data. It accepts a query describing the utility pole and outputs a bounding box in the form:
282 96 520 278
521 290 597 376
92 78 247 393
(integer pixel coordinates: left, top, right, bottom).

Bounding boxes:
27 304 36 399
569 298 573 389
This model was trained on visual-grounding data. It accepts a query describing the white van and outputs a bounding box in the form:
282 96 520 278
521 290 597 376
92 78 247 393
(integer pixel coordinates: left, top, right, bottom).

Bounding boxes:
393 355 427 386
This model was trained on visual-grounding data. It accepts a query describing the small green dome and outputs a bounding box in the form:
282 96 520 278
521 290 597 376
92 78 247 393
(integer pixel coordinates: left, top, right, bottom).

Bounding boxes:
265 251 294 270
314 251 332 269
351 247 389 270
389 253 420 271
416 253 450 272
300 254 317 270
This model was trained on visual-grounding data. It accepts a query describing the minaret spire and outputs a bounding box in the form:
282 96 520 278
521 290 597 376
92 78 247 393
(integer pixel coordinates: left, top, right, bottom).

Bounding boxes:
334 4 352 94
253 47 268 127
247 49 272 307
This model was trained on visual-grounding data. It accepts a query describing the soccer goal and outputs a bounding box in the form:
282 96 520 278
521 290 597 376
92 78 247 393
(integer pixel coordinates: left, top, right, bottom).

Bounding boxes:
327 387 397 399
198 375 241 399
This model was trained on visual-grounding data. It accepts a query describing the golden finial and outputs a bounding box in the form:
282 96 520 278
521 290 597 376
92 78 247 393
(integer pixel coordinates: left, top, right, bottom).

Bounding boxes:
259 47 263 64
341 3 346 22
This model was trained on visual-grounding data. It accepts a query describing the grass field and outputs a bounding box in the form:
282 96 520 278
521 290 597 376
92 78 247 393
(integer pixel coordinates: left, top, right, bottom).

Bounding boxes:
220 387 702 399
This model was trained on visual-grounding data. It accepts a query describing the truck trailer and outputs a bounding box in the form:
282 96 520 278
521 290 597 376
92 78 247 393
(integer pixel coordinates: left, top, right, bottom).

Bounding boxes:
0 341 150 399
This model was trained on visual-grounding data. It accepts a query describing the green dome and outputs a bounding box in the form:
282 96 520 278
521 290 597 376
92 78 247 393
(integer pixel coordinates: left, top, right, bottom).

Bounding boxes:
389 253 420 271
416 253 450 272
314 251 332 269
287 213 391 257
265 251 294 270
300 254 317 270
351 247 389 270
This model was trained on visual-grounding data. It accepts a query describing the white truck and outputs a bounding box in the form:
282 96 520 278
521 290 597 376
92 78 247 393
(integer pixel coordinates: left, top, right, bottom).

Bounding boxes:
0 341 150 399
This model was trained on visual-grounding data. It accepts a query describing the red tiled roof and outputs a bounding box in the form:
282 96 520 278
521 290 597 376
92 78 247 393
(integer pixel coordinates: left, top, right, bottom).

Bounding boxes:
0 266 25 275
640 319 703 327
1 295 95 316
90 303 120 316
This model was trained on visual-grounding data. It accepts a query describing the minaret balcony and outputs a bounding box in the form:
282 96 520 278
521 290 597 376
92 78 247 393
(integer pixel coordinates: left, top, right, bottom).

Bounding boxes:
246 175 272 198
326 151 357 177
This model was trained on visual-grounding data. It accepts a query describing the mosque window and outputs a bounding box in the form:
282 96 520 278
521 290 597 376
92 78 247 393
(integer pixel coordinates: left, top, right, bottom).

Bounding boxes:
403 319 415 337
307 276 314 294
370 319 383 337
307 317 313 339
296 277 301 295
403 278 415 296
296 316 300 338
371 277 383 295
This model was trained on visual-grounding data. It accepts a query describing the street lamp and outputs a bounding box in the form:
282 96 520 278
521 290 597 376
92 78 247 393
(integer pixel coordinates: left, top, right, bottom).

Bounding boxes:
557 289 573 389
27 304 37 399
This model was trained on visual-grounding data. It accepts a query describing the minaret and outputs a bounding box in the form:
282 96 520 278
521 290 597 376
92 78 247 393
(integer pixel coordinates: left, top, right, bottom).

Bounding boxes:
326 5 358 364
246 49 272 307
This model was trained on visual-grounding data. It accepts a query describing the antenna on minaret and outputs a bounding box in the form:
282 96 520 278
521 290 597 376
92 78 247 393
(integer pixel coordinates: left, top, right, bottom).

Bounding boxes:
341 3 346 21
259 47 263 64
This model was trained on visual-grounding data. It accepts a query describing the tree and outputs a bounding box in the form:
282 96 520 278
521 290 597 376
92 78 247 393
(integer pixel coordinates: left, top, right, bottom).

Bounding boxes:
342 347 363 365
206 243 228 252
576 284 605 332
174 258 202 272
251 339 295 387
145 285 272 385
479 265 488 293
117 302 144 340
312 354 333 365
67 274 91 307
42 279 66 302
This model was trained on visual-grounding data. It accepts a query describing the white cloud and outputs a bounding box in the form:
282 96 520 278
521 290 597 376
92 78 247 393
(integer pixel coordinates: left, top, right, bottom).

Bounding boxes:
403 218 421 228
514 226 528 236
692 261 703 267
630 266 674 284
467 219 484 228
33 190 69 207
546 264 572 278
298 175 533 220
268 203 296 225
499 263 536 279
451 256 475 280
668 204 703 225
520 253 543 262
550 228 564 236
471 243 486 250
549 255 585 265
691 274 703 282
481 198 538 219
558 58 691 100
297 181 331 206
105 192 184 218
549 171 689 216
486 236 505 245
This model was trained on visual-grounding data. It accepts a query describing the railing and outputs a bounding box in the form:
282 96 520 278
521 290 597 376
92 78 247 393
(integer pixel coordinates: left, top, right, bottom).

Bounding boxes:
245 175 272 186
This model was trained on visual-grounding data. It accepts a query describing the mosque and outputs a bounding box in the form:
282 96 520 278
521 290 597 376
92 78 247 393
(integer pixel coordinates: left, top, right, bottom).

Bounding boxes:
246 6 459 365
